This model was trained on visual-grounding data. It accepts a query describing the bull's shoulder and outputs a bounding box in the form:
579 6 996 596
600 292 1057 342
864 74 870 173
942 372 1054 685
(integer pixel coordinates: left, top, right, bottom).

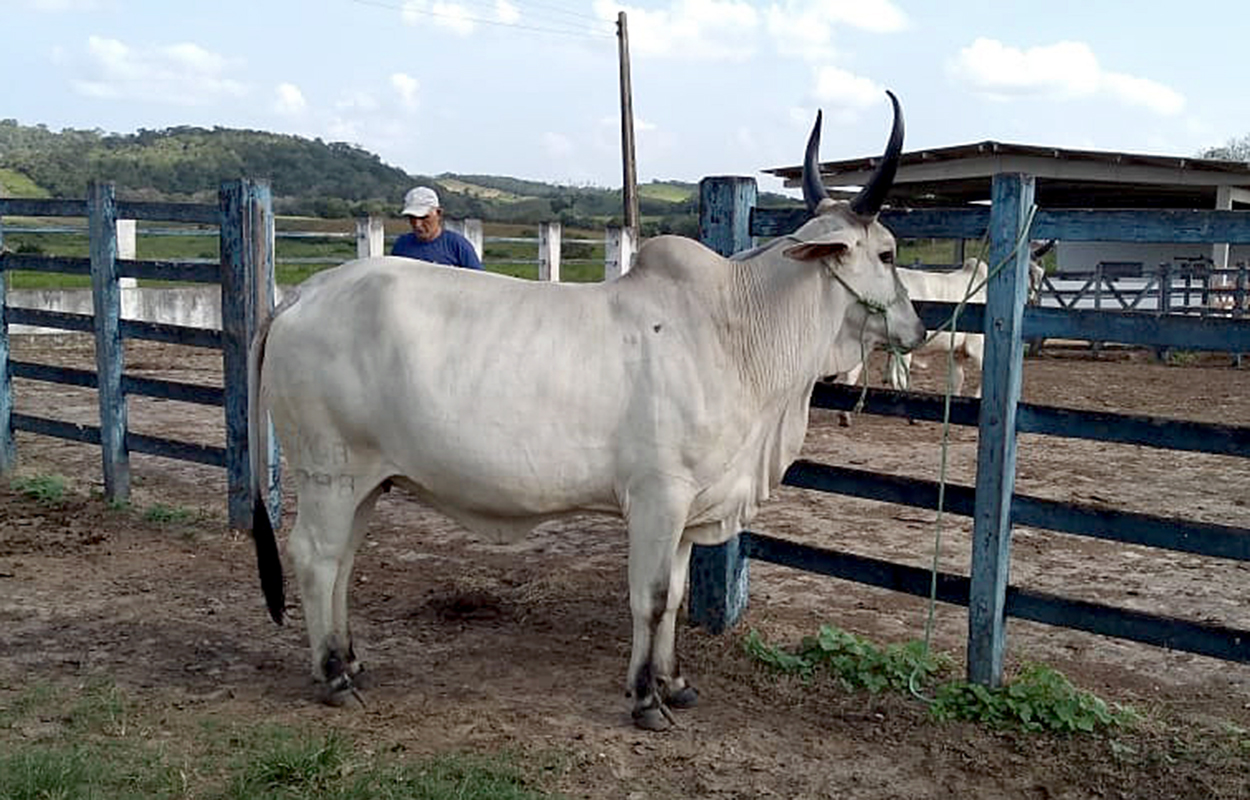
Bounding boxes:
629 236 729 283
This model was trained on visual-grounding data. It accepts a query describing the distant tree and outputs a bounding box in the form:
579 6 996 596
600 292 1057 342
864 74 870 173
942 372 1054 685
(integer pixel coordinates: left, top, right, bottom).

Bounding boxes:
1201 134 1250 162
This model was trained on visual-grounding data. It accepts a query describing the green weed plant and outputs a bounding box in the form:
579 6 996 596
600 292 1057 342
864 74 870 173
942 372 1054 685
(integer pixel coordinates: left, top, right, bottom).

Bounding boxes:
744 625 1133 735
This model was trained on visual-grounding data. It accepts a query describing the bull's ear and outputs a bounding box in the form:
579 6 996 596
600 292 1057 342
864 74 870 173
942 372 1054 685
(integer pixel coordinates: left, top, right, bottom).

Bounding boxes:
782 242 848 262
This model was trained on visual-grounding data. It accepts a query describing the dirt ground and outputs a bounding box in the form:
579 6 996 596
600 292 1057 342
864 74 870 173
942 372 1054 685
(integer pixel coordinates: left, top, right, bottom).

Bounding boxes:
3 334 1250 799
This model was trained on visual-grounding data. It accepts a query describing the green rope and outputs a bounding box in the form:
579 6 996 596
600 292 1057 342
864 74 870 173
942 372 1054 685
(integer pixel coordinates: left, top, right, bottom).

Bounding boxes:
905 206 1039 704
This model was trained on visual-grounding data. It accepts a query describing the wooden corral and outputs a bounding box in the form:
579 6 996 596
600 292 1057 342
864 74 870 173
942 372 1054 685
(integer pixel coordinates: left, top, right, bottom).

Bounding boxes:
691 174 1250 688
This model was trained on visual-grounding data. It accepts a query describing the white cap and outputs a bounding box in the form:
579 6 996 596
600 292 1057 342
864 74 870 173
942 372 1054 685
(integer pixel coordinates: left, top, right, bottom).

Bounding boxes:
400 186 440 217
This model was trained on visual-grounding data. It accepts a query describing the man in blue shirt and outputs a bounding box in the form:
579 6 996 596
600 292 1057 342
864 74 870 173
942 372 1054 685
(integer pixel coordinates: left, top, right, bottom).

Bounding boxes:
391 186 483 269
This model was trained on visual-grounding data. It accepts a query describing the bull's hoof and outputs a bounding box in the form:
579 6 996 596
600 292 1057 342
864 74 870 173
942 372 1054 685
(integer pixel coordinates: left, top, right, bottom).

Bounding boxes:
665 685 699 709
632 705 673 731
320 675 366 709
348 665 374 691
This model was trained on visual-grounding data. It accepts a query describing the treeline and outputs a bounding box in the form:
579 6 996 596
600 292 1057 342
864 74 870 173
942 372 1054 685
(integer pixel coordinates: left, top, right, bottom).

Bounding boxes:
0 120 792 235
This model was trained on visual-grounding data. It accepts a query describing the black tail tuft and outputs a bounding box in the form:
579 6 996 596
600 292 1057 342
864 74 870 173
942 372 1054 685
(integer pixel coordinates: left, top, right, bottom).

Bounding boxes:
252 496 286 625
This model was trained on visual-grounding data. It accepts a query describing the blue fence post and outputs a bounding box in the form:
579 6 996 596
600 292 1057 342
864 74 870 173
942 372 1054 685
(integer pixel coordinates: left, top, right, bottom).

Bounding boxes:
687 176 758 633
219 179 277 529
0 214 12 473
967 172 1035 687
88 181 130 503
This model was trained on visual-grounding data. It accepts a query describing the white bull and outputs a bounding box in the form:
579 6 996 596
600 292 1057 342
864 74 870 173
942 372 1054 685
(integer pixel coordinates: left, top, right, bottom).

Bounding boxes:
247 94 925 730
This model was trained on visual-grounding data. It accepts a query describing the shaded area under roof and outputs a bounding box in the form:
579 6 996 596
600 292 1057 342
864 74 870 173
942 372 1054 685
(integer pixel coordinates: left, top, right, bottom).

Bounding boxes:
766 141 1250 210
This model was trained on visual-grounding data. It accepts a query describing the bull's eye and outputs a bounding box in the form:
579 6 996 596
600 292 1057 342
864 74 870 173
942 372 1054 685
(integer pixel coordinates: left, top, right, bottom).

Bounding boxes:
880 251 895 264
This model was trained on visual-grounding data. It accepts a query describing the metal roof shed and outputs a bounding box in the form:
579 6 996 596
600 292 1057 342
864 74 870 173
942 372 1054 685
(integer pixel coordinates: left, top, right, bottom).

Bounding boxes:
766 141 1250 272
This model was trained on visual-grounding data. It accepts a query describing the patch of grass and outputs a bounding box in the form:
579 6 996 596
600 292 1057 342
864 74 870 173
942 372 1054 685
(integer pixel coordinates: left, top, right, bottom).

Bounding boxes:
0 682 559 800
142 503 195 526
9 474 68 505
744 625 1133 735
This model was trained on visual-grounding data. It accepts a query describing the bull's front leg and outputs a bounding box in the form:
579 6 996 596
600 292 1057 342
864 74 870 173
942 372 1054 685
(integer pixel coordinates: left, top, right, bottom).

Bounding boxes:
625 496 698 731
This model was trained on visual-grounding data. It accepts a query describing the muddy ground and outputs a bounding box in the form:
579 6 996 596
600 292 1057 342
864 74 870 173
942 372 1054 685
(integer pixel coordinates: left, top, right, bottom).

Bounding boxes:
2 334 1250 799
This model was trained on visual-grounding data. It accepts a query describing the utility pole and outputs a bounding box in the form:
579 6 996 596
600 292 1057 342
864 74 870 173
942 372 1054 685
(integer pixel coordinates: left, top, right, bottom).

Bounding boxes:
617 11 640 239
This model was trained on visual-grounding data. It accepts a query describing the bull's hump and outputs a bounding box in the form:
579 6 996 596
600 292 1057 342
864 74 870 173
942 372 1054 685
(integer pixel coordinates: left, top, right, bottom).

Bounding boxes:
631 236 727 283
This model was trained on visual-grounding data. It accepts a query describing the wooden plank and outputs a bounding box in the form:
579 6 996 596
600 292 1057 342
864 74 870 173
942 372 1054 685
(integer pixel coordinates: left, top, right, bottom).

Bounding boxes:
1004 588 1250 663
4 307 95 333
1016 403 1250 458
0 198 86 218
13 359 226 407
119 259 222 284
9 413 225 468
751 207 992 240
813 384 1250 457
88 181 130 505
968 173 1034 687
0 254 92 275
743 532 970 605
743 532 1250 663
915 300 984 333
114 201 219 225
119 319 222 349
1035 209 1250 244
811 382 982 425
1024 306 1250 351
126 431 226 468
11 413 100 444
783 459 1250 560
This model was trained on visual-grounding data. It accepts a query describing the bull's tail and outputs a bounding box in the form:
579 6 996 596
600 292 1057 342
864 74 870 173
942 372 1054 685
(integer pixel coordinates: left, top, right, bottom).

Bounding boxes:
248 292 294 625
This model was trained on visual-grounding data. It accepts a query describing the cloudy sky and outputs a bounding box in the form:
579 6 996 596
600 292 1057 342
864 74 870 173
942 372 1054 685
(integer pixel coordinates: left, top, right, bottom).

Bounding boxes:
3 0 1245 193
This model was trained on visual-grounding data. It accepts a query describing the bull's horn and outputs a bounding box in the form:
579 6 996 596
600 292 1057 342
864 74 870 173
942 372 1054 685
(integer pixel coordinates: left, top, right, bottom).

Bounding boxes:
849 90 904 218
1032 239 1057 258
802 110 829 215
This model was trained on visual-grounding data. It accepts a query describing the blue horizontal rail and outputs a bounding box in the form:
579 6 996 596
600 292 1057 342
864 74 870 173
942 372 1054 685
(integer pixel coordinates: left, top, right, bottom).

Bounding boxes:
742 532 1250 663
10 413 225 467
781 459 1250 561
813 383 1250 458
10 361 224 406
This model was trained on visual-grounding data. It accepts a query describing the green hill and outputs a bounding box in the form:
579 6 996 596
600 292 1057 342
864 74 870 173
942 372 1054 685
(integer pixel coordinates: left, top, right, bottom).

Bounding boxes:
0 119 795 235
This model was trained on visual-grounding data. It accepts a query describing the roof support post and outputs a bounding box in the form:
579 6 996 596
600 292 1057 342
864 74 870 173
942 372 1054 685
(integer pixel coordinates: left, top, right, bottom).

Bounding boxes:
967 172 1035 686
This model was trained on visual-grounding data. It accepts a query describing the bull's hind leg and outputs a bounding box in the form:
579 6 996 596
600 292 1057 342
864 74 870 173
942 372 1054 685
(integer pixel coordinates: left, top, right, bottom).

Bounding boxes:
652 538 698 710
334 483 387 695
624 484 696 731
286 475 385 707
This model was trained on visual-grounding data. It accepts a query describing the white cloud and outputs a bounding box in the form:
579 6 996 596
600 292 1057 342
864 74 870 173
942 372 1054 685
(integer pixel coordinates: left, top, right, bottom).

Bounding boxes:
766 0 906 61
495 0 520 24
274 83 306 115
811 65 882 114
391 72 420 110
543 131 574 158
402 0 476 35
595 0 759 60
70 36 247 105
950 38 1185 116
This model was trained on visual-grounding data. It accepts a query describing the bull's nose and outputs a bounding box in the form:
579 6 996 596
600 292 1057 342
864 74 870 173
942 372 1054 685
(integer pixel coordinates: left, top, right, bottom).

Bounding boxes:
900 317 927 351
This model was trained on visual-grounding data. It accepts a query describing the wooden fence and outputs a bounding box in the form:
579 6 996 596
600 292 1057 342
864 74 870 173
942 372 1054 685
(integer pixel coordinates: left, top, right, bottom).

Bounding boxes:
690 176 1250 686
4 217 640 282
0 180 278 529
